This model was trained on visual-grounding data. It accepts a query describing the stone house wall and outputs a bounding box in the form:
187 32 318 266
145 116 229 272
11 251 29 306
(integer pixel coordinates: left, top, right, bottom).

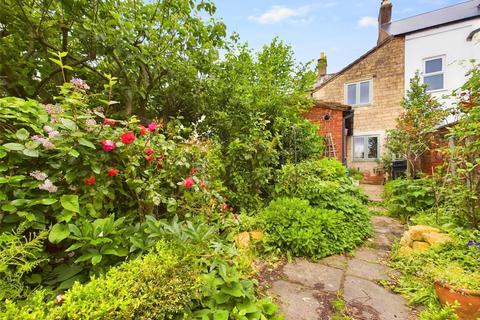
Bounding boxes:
312 37 405 174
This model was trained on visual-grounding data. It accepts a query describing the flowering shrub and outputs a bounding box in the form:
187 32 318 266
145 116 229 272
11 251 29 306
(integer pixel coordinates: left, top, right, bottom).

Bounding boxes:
0 80 226 291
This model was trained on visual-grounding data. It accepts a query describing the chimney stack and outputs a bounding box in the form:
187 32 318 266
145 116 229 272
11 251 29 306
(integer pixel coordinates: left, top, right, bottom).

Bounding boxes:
317 52 327 78
378 0 392 44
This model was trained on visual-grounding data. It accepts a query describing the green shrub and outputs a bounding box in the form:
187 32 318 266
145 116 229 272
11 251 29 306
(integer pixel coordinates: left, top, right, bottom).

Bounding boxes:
261 198 370 259
1 241 200 320
384 178 435 221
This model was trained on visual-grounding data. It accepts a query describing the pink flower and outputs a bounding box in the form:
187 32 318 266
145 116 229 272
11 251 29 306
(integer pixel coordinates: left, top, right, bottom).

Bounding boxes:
70 78 90 90
30 170 48 181
139 125 147 135
121 131 135 144
148 122 158 132
145 154 154 162
48 130 60 139
102 140 116 152
103 119 116 126
44 104 63 114
43 125 54 133
55 294 65 304
220 203 230 211
190 167 197 175
183 177 195 188
107 168 118 177
200 181 206 189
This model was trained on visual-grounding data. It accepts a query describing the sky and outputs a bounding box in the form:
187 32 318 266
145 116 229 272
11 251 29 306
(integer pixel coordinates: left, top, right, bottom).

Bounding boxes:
214 0 465 73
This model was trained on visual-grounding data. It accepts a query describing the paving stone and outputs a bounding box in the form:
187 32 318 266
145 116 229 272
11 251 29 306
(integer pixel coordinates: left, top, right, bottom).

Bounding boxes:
283 259 343 292
354 247 388 263
346 258 391 281
318 254 348 270
269 280 321 320
344 276 411 320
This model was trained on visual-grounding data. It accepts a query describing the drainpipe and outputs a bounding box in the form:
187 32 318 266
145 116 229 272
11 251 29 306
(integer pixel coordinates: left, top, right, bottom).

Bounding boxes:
342 111 354 166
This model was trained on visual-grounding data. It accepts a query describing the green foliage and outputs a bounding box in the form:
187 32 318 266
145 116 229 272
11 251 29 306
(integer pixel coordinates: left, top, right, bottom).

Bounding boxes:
0 229 48 301
261 198 369 259
1 241 200 320
191 261 280 320
387 72 448 177
384 178 436 221
389 228 479 320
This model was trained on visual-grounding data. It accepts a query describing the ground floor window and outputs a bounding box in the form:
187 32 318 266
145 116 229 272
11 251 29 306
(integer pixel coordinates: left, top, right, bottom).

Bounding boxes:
353 135 380 160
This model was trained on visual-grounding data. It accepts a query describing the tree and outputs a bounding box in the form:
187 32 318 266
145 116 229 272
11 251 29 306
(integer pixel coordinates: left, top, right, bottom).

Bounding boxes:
0 0 226 117
387 72 448 178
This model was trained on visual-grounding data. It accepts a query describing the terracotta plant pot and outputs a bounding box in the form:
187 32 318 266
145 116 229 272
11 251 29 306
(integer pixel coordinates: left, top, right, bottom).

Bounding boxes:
434 281 480 320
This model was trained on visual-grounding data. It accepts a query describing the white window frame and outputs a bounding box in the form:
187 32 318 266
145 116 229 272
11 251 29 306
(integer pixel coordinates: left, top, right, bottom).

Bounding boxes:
344 80 372 107
423 56 445 92
353 135 380 161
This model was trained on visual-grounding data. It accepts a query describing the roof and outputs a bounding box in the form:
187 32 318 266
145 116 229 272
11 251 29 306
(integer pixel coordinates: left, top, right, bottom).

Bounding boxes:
312 37 394 92
313 100 352 111
383 0 480 36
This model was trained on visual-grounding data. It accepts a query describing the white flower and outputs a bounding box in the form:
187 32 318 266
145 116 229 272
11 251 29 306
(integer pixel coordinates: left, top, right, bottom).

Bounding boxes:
30 170 48 181
38 179 58 193
70 78 90 90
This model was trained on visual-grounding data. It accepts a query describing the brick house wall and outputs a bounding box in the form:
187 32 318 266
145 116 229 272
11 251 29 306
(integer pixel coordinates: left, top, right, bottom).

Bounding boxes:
303 106 344 162
312 37 405 174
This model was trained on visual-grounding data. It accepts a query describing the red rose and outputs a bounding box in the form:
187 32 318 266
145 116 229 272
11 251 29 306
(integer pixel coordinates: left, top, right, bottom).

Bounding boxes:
103 119 116 126
183 177 194 188
121 131 135 144
146 154 154 162
85 175 95 186
139 125 147 135
190 167 197 175
148 122 158 132
102 140 116 152
145 148 154 155
107 168 118 177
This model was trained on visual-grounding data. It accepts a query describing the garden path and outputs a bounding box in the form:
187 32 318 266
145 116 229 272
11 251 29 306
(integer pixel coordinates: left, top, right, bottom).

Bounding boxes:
265 215 417 320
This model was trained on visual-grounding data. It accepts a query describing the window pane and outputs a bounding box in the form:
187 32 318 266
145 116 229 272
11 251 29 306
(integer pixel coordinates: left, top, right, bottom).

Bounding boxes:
354 137 364 159
425 58 442 73
367 137 378 159
424 74 444 91
347 84 357 105
359 81 370 104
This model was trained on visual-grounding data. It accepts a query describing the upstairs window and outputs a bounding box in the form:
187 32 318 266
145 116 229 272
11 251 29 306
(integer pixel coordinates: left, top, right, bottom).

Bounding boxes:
345 80 372 106
423 57 444 91
353 135 379 160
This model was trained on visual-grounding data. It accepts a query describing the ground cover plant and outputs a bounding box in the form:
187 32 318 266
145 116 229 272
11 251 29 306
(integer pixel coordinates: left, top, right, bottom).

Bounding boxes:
260 159 371 259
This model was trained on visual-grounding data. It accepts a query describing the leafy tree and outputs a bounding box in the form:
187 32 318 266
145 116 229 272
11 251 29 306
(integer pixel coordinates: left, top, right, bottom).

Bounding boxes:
387 72 448 178
0 0 226 117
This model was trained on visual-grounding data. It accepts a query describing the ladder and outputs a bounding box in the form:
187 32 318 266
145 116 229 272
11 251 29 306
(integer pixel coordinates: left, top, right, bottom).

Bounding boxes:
324 133 337 159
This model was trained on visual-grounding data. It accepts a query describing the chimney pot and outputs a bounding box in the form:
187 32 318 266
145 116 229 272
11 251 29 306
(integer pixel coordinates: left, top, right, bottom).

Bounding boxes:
317 52 327 78
378 0 392 44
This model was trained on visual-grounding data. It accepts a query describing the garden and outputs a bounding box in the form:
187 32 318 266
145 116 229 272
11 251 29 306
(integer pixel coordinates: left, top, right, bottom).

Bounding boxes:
0 1 371 319
382 66 480 319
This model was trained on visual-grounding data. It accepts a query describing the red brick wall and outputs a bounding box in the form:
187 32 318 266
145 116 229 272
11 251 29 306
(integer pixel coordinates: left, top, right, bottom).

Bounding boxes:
303 106 344 162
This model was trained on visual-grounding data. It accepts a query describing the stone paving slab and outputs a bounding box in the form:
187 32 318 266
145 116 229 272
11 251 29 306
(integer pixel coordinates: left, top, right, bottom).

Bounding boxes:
344 276 411 320
269 280 322 320
267 216 413 320
283 259 343 292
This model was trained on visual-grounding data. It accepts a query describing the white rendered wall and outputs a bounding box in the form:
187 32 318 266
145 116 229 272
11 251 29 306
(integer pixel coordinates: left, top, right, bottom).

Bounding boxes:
405 18 480 122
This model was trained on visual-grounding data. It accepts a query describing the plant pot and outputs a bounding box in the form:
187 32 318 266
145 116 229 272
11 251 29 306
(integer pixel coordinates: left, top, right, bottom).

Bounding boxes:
434 281 480 320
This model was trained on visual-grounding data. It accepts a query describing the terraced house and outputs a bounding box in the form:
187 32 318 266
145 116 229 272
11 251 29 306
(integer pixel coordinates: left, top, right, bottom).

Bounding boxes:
307 0 480 180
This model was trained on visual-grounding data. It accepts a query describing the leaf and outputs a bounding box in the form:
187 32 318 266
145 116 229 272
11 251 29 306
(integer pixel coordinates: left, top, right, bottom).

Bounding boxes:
221 282 244 297
91 254 102 265
15 128 30 140
40 198 58 205
60 195 80 213
213 310 229 320
23 149 39 157
61 118 78 131
49 223 71 244
0 149 6 158
78 138 96 149
69 149 80 157
3 143 24 151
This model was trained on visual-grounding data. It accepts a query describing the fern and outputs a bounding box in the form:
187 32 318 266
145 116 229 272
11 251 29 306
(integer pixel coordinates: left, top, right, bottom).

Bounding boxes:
0 228 48 302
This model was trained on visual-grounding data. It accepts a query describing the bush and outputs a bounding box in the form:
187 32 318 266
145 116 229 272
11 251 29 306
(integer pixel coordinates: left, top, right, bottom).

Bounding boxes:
384 178 435 221
2 241 200 320
260 198 370 259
